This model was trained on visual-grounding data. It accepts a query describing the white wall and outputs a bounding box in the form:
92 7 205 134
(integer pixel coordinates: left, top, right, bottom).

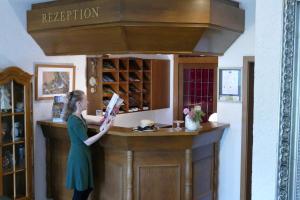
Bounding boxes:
252 0 283 199
0 1 173 199
0 2 86 199
1 0 284 199
217 0 255 199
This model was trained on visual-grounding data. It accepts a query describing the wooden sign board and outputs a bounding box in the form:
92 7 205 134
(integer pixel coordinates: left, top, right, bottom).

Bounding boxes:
27 0 120 31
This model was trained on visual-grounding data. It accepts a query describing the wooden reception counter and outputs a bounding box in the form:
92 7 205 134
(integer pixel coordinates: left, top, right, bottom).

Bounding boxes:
37 120 229 200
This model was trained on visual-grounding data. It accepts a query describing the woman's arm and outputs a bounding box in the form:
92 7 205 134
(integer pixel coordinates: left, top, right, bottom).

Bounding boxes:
84 116 105 126
83 119 112 146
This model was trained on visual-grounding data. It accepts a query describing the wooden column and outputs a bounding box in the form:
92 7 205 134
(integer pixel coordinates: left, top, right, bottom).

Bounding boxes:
185 149 192 200
213 143 220 200
127 151 133 200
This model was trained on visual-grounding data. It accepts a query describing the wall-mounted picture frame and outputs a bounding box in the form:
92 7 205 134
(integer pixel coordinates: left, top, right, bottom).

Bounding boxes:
218 68 242 102
35 64 76 100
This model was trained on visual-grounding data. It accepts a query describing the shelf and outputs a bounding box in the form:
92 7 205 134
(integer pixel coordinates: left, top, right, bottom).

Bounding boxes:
129 70 142 72
15 140 25 144
129 91 142 94
15 167 26 173
16 197 27 200
1 112 24 117
2 139 25 147
15 112 25 115
3 170 14 176
1 113 13 117
87 57 169 115
128 109 142 113
103 93 114 97
102 82 118 85
129 80 141 83
103 69 118 72
2 142 13 147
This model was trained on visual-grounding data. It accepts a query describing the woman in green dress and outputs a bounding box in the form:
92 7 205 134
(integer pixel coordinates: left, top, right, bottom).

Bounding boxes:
64 90 112 200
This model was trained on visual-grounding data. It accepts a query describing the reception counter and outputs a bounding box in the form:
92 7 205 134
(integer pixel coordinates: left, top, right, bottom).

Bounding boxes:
37 120 229 200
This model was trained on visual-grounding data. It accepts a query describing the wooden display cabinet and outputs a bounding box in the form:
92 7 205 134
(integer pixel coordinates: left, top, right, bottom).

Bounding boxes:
0 67 33 200
87 57 170 115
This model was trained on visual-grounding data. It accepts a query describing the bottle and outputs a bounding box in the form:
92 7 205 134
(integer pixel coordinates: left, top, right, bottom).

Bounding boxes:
18 145 25 167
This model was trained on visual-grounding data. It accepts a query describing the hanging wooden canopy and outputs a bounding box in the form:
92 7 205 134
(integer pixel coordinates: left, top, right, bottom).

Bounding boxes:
27 0 244 56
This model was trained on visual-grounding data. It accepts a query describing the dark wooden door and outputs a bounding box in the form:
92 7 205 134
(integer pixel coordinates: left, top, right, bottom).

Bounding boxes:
178 63 217 122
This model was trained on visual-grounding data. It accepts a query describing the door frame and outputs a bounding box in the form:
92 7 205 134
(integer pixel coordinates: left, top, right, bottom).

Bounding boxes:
240 56 255 200
173 55 218 120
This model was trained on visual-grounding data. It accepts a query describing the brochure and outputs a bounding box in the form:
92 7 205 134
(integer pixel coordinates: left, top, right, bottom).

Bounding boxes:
52 96 65 122
99 93 123 131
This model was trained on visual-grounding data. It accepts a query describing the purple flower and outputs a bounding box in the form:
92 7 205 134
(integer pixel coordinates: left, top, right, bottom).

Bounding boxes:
189 110 195 119
183 108 189 115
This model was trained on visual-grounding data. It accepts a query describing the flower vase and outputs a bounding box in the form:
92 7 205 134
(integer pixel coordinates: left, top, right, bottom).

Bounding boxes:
185 115 200 131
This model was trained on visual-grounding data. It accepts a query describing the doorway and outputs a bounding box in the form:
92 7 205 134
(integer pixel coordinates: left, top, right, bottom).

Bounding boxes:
173 55 218 121
241 56 255 200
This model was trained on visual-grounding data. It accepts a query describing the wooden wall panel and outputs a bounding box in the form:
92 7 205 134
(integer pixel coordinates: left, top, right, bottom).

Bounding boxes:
49 139 72 200
192 144 216 200
86 57 103 115
138 165 181 200
98 162 124 200
151 59 170 110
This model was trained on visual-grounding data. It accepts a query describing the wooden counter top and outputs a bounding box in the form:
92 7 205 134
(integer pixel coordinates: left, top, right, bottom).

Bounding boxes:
37 120 229 137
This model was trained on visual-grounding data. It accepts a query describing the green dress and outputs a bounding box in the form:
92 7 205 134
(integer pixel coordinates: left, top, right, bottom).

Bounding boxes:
66 114 94 191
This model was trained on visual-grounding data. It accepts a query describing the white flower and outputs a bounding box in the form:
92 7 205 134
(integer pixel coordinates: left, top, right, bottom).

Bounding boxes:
194 105 202 111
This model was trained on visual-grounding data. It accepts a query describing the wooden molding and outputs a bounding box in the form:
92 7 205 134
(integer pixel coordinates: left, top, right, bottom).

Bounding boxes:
0 67 32 85
178 56 218 64
240 56 254 200
127 150 133 200
185 149 192 200
173 55 179 120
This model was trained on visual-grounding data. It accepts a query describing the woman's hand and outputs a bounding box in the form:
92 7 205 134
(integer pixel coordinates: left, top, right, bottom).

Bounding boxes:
100 117 114 133
99 116 105 126
111 107 120 116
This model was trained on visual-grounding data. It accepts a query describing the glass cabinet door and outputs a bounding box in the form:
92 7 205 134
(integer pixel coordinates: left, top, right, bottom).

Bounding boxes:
1 81 14 199
13 81 26 199
0 80 27 200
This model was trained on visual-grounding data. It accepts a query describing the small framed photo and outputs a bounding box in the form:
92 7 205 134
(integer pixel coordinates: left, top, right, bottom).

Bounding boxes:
218 68 242 102
35 64 76 100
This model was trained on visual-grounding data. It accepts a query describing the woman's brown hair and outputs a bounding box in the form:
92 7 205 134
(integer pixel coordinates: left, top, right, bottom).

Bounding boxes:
63 90 85 121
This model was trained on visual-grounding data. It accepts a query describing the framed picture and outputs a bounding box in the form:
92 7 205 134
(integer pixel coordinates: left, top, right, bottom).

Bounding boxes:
218 68 242 102
35 64 76 100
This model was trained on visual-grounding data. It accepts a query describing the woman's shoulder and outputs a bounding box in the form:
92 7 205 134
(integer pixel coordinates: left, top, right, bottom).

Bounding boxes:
67 114 79 124
67 114 85 126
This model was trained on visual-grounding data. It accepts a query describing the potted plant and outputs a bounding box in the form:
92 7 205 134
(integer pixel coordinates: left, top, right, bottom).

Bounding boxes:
183 105 205 131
